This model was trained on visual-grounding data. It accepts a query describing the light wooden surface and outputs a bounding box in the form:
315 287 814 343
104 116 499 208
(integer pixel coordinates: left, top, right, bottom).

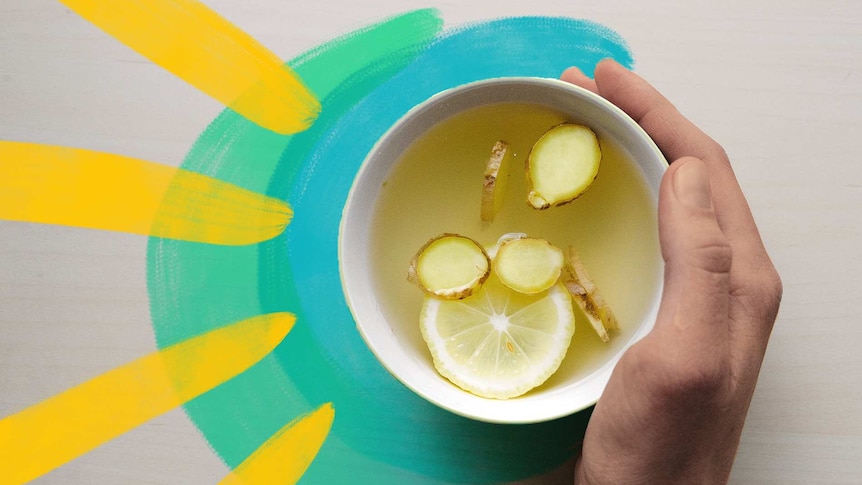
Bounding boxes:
2 1 861 483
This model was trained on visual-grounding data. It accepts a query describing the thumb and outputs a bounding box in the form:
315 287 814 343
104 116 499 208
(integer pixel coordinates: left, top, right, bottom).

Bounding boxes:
655 157 733 347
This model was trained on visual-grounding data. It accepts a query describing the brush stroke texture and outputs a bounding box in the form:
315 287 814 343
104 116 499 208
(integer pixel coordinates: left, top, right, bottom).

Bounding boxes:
0 142 291 245
0 313 294 484
59 0 319 134
219 403 334 485
147 12 444 478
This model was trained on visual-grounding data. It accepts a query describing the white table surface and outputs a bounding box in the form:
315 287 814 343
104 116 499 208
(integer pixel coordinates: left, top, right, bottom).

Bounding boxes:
2 1 861 483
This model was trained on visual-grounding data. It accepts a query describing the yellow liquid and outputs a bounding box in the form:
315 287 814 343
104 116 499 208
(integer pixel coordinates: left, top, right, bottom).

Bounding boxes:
370 102 661 389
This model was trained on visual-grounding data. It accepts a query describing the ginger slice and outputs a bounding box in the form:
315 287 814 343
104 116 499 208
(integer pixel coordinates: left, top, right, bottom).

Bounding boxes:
492 237 564 294
485 232 527 260
480 140 512 222
526 123 601 209
562 246 619 342
408 233 491 300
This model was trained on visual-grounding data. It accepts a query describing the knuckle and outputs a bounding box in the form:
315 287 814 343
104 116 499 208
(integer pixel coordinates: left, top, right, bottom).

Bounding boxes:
685 234 734 277
693 128 730 166
768 262 783 292
658 358 731 406
677 359 728 395
707 138 729 162
733 262 783 321
623 341 730 404
759 265 783 308
653 341 729 395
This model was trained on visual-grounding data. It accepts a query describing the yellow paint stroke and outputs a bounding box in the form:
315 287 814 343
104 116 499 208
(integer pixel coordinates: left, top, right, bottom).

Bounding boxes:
220 403 335 485
58 0 320 134
0 313 295 485
0 142 291 245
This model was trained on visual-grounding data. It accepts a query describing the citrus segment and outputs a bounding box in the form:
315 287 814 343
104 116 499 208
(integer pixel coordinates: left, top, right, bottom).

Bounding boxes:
420 275 575 399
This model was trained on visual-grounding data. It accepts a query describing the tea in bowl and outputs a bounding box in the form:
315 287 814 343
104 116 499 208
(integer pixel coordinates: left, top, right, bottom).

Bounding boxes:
339 77 666 424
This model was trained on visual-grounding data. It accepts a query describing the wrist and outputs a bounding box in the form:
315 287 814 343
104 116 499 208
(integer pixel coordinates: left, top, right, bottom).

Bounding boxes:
574 452 732 485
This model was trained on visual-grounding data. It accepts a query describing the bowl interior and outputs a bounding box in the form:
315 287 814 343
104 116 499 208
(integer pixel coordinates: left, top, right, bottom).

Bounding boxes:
339 78 666 423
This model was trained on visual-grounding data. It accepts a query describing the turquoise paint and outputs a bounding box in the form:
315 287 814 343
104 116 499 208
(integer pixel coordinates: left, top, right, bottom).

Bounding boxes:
147 10 632 484
147 8 444 468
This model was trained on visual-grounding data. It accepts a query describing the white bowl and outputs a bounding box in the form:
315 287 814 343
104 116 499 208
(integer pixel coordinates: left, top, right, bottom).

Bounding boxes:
339 77 666 423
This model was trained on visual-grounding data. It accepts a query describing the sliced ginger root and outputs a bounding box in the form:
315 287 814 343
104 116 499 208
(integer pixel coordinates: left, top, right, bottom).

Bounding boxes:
480 140 512 222
492 237 564 294
526 123 601 209
563 246 619 342
408 233 491 300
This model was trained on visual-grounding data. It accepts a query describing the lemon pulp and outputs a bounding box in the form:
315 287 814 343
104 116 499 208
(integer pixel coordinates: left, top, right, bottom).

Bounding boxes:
419 275 575 399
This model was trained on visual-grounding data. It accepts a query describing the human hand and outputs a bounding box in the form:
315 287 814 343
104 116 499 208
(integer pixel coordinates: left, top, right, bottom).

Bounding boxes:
561 60 783 484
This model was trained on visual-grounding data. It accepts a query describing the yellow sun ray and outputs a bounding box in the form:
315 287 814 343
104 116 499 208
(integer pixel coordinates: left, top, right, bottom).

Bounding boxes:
58 0 320 134
219 403 335 485
0 142 291 245
0 313 295 485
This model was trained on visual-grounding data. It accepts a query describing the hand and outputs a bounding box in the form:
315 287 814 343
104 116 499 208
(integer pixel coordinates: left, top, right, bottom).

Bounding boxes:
561 60 783 484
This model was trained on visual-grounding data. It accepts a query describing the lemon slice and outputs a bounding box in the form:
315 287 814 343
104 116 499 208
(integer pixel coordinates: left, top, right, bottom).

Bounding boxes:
420 275 575 399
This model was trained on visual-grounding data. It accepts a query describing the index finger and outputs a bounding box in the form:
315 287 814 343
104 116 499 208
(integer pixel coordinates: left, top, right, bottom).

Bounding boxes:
589 60 772 271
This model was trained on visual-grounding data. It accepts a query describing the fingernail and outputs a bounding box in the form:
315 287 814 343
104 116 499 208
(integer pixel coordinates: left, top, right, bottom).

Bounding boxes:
599 57 630 71
567 66 585 76
562 66 592 81
673 158 711 209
